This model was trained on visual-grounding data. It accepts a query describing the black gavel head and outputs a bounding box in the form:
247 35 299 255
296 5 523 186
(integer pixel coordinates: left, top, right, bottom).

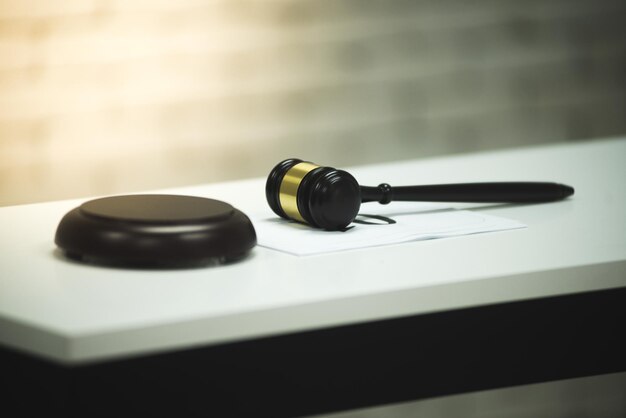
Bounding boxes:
266 159 361 230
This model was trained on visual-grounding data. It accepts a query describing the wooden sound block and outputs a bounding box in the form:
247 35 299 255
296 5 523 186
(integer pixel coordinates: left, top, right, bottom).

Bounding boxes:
55 194 256 268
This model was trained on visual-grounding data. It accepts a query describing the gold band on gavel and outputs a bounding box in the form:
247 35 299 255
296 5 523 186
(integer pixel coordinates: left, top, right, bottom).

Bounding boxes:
279 162 319 222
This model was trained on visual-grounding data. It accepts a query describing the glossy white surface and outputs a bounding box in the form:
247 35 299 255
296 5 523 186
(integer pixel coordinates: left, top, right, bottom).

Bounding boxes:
1 138 625 364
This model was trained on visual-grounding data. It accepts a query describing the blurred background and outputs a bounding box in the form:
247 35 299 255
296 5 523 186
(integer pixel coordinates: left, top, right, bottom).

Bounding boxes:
1 1 625 416
1 0 625 206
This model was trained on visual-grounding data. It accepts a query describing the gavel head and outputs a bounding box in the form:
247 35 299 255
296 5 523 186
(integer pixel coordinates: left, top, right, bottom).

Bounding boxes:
266 159 361 230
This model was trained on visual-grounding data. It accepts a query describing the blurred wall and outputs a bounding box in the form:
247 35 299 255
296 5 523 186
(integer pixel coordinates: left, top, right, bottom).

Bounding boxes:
1 0 625 206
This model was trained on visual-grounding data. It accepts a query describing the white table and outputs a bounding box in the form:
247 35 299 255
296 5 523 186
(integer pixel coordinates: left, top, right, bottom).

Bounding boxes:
1 138 625 417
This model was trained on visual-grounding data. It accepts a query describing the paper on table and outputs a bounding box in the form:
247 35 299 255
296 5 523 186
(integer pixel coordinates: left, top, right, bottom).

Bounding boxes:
251 202 526 256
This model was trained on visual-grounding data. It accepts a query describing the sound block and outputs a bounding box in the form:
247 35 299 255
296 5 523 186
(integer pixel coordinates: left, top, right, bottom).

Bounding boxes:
55 194 256 268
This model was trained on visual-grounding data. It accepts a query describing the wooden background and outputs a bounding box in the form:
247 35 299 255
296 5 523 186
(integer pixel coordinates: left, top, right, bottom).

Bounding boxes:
1 0 625 205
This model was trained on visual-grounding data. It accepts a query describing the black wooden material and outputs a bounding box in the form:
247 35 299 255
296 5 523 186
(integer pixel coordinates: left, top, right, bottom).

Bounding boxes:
360 182 575 204
265 158 302 219
266 158 575 230
3 287 625 417
298 167 360 230
54 194 257 267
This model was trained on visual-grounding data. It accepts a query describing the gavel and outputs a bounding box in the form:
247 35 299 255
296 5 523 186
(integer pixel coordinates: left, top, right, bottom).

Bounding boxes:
266 158 575 230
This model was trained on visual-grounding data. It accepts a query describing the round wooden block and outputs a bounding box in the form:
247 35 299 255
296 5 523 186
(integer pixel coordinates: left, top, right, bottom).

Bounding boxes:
55 194 256 268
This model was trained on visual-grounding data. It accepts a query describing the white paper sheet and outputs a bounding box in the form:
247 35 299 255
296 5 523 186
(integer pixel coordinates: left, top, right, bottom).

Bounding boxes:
251 202 526 256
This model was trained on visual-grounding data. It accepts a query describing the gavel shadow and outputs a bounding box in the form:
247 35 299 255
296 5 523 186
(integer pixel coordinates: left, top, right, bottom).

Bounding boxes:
264 200 569 231
354 202 544 228
367 202 538 218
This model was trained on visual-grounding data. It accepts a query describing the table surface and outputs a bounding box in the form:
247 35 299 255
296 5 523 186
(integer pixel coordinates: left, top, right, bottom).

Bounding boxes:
1 138 625 365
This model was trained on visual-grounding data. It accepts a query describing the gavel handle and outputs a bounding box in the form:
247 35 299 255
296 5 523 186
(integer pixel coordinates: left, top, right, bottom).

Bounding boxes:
360 182 575 204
